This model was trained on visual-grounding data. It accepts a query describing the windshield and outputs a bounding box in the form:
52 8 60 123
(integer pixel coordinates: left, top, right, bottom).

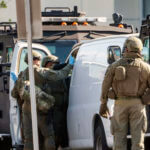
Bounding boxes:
42 40 77 63
0 43 13 63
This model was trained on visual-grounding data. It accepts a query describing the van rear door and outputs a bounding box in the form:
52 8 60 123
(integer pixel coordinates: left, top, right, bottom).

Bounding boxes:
9 41 51 147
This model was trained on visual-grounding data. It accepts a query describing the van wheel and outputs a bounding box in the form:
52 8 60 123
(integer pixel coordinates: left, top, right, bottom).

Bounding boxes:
94 126 108 150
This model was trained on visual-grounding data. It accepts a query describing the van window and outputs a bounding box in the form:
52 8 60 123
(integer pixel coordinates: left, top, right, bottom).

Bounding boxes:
7 47 13 62
0 43 13 63
42 40 76 63
107 46 121 64
18 47 47 73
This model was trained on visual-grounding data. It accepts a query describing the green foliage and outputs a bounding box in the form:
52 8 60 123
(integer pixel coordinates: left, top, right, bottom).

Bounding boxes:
0 0 7 8
8 18 12 22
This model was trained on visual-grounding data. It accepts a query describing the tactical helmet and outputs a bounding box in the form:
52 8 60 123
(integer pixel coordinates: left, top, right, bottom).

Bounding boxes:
24 51 42 64
124 36 143 53
41 55 59 67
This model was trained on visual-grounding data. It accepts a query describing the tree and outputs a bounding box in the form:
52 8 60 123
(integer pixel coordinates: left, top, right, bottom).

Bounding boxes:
0 0 7 8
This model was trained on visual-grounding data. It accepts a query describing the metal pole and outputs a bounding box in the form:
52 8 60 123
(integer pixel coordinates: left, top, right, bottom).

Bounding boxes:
24 0 39 150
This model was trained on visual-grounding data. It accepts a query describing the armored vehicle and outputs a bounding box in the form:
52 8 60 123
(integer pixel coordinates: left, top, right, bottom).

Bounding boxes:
0 22 17 149
35 6 135 63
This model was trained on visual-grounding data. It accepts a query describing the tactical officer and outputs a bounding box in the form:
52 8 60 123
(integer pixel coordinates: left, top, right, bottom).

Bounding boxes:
41 55 59 69
42 55 69 149
12 51 56 150
99 36 150 150
11 51 73 150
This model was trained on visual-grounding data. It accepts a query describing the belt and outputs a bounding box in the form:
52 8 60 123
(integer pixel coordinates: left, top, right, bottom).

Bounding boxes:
115 98 142 105
116 96 140 100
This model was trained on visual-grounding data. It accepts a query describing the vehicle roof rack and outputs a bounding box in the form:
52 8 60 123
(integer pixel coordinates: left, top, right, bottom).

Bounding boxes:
42 6 83 17
140 14 150 40
0 22 17 35
110 13 134 33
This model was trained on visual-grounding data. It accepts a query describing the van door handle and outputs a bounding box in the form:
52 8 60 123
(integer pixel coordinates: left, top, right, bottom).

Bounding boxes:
14 105 18 108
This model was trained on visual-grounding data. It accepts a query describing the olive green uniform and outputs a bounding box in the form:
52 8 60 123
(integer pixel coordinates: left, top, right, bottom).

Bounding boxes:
100 37 150 150
43 79 68 148
11 68 55 150
11 64 72 150
42 55 69 148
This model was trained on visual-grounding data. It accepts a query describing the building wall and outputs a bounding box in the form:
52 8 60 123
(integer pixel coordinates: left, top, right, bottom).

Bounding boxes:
41 0 114 24
0 0 114 24
0 0 16 22
143 0 150 18
0 0 147 30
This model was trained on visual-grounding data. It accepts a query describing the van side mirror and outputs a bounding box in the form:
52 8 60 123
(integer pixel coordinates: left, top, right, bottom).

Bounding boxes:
107 46 121 64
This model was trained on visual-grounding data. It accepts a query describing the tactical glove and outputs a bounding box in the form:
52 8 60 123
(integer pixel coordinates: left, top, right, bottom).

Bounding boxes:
99 103 110 119
10 72 18 83
69 55 75 66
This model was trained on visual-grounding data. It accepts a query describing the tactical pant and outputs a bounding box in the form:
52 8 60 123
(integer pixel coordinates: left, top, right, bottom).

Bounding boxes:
111 99 147 150
53 107 68 148
22 102 55 150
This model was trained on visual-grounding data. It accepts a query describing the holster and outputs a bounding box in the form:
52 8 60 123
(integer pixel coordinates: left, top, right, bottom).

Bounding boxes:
141 88 150 105
108 89 116 99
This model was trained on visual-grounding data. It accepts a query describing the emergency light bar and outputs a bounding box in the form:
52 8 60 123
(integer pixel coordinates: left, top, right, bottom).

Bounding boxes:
42 17 107 23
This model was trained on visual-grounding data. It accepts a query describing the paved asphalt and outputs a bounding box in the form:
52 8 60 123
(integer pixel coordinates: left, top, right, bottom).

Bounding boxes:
0 137 150 149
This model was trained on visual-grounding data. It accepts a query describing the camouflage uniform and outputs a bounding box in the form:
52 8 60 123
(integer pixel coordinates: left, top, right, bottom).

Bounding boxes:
11 52 72 150
41 55 59 68
20 78 56 150
42 55 69 148
100 37 150 150
50 80 68 148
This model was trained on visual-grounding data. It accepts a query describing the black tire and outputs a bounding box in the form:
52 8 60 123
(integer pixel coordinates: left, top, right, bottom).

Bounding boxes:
94 126 108 150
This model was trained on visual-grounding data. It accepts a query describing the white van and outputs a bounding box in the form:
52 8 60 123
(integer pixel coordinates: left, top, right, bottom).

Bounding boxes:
9 34 142 150
67 33 147 150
